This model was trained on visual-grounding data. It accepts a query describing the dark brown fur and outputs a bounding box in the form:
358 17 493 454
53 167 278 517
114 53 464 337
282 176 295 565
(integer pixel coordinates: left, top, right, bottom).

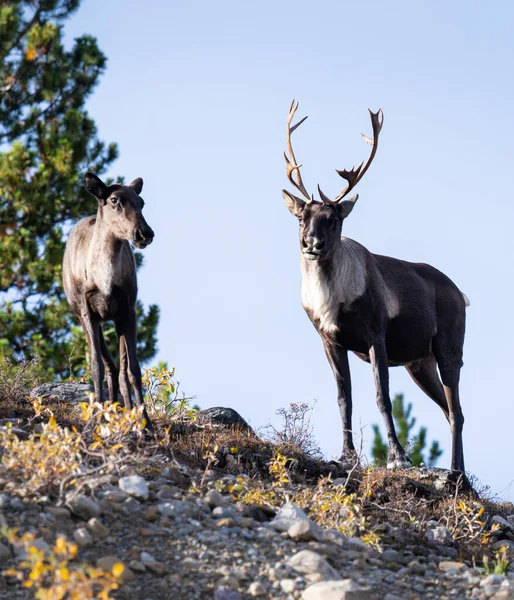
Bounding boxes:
282 103 467 473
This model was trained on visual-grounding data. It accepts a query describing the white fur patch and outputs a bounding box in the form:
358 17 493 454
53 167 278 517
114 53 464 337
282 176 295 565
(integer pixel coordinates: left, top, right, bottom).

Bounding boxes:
383 281 400 319
300 237 367 334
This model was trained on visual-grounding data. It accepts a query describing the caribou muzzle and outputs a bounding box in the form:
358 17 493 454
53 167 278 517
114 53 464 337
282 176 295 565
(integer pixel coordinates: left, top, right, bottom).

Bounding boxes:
302 235 325 260
133 224 154 249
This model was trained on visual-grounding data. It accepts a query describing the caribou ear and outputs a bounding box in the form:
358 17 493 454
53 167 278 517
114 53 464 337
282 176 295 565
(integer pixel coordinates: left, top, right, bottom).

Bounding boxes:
84 173 109 201
282 190 306 217
337 194 359 219
128 177 143 195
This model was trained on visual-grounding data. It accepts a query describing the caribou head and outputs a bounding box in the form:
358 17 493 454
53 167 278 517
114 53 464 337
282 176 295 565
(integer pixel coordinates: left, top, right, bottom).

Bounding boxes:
84 173 155 249
282 101 383 262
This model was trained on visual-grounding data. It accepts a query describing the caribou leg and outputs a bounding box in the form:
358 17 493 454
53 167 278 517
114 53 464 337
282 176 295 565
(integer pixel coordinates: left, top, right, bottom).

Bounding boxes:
369 339 411 469
405 357 450 422
115 329 133 410
99 328 119 404
322 339 358 468
80 307 104 402
116 314 153 431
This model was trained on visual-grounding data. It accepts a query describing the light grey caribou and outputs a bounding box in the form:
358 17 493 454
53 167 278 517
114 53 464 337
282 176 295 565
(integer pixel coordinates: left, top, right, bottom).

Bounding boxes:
63 173 154 428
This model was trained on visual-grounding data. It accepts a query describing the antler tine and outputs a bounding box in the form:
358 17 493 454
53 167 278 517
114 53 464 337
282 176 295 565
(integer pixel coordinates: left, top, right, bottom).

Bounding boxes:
284 100 312 203
320 109 384 205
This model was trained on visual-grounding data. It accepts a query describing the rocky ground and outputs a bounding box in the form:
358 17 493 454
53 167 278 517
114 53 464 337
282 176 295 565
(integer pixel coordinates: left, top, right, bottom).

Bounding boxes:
0 382 513 599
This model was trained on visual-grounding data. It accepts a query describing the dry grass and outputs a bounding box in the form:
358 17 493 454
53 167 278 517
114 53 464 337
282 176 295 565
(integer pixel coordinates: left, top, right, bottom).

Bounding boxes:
0 362 513 570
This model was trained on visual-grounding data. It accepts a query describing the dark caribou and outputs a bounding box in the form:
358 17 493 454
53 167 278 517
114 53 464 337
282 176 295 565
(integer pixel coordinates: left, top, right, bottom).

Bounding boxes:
282 101 468 473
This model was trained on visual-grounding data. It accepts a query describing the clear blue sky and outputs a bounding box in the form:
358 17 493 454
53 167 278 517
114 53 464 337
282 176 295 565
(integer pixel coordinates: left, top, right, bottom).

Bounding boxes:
66 0 514 500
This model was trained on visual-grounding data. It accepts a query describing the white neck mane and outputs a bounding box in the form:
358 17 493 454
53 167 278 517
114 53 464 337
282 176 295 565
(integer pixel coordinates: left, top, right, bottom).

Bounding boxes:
300 237 367 334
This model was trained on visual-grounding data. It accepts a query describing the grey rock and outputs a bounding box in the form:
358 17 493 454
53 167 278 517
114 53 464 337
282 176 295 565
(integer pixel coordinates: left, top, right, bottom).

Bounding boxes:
10 499 24 512
438 560 468 574
288 520 317 542
68 495 101 520
380 549 410 565
213 589 241 600
128 560 146 572
270 503 323 541
287 550 340 580
425 525 454 546
493 540 514 553
118 475 149 501
96 556 135 582
0 541 11 560
344 537 367 551
212 506 236 519
0 425 29 440
87 518 108 538
205 489 229 508
157 500 201 519
45 506 71 519
302 579 374 600
30 382 116 404
121 497 142 516
73 527 93 547
197 406 253 433
481 574 505 597
491 516 513 531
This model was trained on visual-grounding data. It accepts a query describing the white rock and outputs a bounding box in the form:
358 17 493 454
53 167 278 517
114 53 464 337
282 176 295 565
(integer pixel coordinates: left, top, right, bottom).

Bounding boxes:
287 550 340 581
302 579 374 600
271 503 323 541
118 475 149 501
248 581 267 596
280 579 296 593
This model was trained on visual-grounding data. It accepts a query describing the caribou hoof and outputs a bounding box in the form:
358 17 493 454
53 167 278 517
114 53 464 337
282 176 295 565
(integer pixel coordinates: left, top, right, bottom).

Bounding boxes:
336 450 360 472
386 453 412 470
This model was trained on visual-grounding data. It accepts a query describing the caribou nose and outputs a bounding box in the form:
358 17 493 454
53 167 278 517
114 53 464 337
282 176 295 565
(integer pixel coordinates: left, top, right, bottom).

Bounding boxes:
303 236 324 251
134 227 154 245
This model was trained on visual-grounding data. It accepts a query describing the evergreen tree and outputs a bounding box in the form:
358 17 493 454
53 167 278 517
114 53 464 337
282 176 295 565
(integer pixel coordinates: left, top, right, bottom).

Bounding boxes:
0 0 159 378
371 394 443 467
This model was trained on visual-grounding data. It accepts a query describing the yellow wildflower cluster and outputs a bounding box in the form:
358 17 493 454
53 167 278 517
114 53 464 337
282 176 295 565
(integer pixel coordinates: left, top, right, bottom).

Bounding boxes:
0 397 148 498
142 364 196 419
78 395 147 449
0 416 81 496
3 528 123 600
229 452 379 546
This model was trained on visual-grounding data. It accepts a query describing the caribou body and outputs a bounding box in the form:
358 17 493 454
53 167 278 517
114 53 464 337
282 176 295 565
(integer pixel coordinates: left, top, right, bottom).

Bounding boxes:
63 173 154 427
282 102 467 473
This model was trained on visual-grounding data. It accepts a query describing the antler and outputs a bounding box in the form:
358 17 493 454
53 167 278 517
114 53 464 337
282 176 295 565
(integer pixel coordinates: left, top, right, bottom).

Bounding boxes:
318 109 384 206
284 100 313 203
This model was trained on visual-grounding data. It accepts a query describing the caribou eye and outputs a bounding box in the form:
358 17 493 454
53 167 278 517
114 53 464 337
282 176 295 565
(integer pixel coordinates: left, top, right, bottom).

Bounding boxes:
110 196 118 205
